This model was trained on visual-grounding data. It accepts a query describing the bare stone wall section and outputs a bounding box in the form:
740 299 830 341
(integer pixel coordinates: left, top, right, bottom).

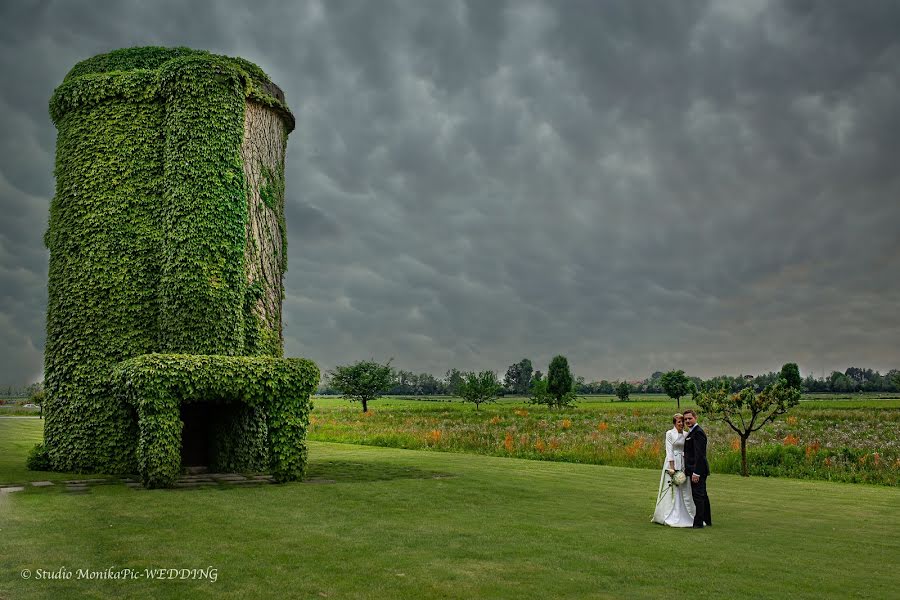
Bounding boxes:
241 100 288 353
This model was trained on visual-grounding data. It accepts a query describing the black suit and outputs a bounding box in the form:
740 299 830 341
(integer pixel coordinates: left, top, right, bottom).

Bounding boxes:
684 424 712 528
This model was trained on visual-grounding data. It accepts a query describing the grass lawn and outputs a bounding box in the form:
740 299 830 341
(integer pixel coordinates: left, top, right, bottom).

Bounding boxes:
1 419 899 599
0 418 106 484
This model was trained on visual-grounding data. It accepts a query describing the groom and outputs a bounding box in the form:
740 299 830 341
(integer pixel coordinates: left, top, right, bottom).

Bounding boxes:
683 409 712 528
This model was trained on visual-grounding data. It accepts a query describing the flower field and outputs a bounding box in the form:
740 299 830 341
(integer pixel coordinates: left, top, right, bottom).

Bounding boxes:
308 396 900 485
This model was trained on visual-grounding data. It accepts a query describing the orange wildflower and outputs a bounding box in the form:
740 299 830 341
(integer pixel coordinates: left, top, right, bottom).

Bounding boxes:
490 415 502 425
534 438 546 453
549 438 560 450
427 429 442 444
731 438 741 451
805 441 820 458
561 419 572 430
783 434 799 446
625 437 645 458
503 432 514 453
597 422 609 432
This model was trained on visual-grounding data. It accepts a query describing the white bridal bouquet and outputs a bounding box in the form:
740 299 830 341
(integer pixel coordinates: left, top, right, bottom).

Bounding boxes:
653 469 689 517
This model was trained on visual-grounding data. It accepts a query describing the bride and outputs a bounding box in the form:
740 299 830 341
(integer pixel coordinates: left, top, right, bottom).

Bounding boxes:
652 413 696 527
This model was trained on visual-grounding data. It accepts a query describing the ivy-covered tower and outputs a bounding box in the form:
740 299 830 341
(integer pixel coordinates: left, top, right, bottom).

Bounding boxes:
42 47 318 487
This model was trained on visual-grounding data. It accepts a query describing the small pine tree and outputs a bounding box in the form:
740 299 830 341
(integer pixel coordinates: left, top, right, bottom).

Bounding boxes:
547 355 577 409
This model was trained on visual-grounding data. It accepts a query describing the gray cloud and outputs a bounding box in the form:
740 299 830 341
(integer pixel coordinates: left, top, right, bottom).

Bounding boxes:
1 0 899 386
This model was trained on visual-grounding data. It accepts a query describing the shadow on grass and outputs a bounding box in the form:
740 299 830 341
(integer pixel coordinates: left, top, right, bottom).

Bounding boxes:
304 459 454 484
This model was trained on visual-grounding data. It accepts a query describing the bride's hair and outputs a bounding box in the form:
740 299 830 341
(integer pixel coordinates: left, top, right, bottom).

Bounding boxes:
672 413 683 424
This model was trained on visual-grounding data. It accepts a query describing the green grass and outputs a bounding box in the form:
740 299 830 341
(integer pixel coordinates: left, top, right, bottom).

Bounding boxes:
2 419 899 599
0 405 41 416
0 418 106 484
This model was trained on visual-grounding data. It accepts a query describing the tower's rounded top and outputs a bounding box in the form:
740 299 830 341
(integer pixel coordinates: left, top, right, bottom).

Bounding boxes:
53 46 293 130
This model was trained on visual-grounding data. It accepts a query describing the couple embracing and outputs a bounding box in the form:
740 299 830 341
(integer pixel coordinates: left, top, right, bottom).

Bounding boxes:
651 409 712 528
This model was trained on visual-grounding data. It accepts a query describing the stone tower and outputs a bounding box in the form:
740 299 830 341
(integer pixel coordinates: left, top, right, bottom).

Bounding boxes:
42 47 317 487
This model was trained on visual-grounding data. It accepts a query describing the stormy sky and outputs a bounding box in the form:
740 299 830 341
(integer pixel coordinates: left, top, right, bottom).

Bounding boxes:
1 0 899 386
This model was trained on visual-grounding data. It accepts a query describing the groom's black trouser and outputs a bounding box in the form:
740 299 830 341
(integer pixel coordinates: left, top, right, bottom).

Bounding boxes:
691 475 711 527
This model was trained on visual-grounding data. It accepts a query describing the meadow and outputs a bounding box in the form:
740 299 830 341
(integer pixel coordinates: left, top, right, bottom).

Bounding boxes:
2 418 899 599
308 395 900 486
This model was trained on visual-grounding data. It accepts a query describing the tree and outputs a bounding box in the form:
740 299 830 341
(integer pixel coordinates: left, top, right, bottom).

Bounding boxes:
504 362 521 394
504 358 533 395
547 355 577 409
28 382 46 419
780 363 802 391
456 371 502 411
527 378 551 408
444 368 464 396
330 359 394 412
575 376 589 394
829 371 852 393
517 359 534 393
660 370 693 409
695 379 801 477
615 381 630 402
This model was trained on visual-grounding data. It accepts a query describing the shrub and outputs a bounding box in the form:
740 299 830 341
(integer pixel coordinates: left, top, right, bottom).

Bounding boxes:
26 443 53 471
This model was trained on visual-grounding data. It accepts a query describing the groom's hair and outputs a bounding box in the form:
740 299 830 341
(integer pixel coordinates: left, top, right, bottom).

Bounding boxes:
683 409 697 418
672 413 683 424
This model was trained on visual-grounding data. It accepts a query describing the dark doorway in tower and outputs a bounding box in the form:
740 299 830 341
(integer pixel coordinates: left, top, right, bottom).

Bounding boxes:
180 403 214 467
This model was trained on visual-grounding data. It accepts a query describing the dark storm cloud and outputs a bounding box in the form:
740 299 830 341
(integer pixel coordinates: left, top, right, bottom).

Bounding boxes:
1 0 899 387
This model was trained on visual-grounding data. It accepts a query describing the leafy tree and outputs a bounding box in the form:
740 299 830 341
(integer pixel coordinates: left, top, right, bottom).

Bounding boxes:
780 363 802 391
829 371 852 393
532 370 543 384
660 370 693 409
330 359 394 412
644 372 664 393
415 372 441 396
504 358 533 395
575 376 589 394
444 368 464 396
457 371 502 411
503 362 520 394
596 379 614 394
615 381 630 402
695 379 801 476
527 378 551 408
890 369 900 391
547 355 577 409
803 374 822 393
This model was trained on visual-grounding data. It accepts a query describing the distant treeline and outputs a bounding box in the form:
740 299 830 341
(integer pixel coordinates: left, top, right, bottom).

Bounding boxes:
317 362 900 396
5 365 896 399
0 382 42 398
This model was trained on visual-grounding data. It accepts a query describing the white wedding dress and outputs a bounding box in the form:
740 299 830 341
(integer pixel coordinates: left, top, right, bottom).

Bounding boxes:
651 427 696 527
